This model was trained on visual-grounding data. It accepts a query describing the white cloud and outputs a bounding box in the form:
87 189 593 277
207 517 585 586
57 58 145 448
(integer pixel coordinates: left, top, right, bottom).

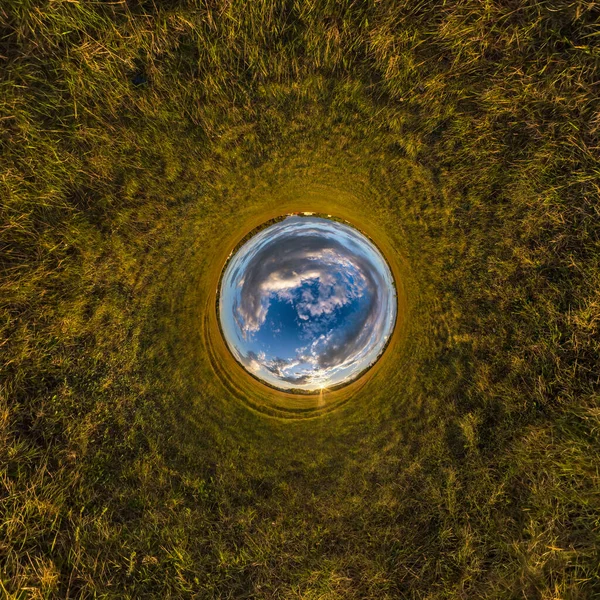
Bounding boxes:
221 216 397 390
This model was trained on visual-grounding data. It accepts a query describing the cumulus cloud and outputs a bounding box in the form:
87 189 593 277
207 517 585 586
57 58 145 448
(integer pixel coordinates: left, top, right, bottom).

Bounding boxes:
220 217 396 390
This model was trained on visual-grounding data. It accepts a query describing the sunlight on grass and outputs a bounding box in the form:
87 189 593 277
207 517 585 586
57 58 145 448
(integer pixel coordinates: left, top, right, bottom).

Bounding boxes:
1 0 599 598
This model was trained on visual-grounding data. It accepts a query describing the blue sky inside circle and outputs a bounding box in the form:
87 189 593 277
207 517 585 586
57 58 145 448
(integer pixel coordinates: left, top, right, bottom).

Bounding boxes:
219 216 397 391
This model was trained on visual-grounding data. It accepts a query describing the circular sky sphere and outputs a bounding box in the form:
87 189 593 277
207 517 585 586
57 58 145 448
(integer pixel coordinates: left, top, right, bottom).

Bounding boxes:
218 215 397 392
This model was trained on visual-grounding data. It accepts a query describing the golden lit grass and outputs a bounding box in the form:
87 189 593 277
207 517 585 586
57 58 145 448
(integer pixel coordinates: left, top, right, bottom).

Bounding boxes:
1 1 599 598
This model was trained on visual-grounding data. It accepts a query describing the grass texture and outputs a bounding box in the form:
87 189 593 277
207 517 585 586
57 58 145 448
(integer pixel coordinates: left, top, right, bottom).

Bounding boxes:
1 0 600 598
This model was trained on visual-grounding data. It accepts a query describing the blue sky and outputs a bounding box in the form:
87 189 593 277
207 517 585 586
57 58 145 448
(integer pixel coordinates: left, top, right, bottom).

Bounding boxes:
219 216 396 391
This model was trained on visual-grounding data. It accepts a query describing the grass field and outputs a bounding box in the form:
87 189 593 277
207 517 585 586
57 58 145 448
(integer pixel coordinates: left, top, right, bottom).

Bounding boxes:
1 0 600 598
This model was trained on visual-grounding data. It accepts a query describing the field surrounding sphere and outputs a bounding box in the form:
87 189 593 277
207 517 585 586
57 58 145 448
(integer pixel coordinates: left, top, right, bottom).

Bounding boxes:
218 215 397 392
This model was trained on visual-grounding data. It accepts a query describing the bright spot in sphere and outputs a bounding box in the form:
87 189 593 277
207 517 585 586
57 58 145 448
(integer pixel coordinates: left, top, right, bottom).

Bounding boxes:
218 216 397 392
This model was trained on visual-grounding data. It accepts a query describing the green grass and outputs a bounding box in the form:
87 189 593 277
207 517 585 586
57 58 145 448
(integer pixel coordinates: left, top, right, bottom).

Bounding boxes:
1 0 599 598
